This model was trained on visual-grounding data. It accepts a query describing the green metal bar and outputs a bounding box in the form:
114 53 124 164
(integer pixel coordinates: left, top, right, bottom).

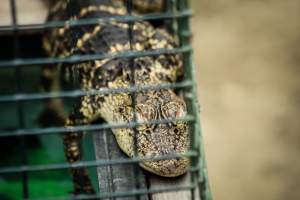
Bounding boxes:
0 45 192 67
176 1 197 200
0 80 193 102
26 184 197 200
177 0 212 199
125 1 143 198
0 151 198 174
189 22 213 200
9 0 29 198
189 44 213 200
0 115 195 137
0 10 192 33
168 1 197 200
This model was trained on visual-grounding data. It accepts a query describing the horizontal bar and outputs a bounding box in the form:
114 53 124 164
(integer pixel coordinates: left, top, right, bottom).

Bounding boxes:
28 184 196 200
0 80 193 102
0 45 192 67
0 115 195 137
0 10 192 33
0 150 198 174
181 30 192 37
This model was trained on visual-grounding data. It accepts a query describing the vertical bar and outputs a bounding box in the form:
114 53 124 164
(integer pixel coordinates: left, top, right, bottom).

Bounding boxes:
126 1 142 199
9 0 29 199
169 0 179 39
177 0 212 199
173 1 196 199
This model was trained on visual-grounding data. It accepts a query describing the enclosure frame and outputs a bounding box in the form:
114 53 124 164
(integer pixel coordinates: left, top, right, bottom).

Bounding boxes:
0 0 212 199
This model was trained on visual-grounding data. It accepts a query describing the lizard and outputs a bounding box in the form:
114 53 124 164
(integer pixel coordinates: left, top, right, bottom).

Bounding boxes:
42 0 189 194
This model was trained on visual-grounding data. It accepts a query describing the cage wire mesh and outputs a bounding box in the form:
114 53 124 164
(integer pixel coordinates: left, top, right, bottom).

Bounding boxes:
0 0 212 199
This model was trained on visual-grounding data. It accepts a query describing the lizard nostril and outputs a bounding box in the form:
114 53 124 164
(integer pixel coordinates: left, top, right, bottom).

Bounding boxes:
174 128 179 134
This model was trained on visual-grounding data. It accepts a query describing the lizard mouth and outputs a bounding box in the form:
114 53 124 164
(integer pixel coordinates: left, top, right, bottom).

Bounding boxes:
139 157 189 177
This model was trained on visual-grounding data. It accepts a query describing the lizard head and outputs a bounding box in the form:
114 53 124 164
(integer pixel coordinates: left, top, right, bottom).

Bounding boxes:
134 89 189 177
109 58 189 176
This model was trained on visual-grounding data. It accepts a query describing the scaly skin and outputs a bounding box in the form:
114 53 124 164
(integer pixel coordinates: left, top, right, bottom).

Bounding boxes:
43 0 189 194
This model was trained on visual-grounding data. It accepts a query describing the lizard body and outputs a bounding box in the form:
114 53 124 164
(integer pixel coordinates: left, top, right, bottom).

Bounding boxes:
43 0 189 194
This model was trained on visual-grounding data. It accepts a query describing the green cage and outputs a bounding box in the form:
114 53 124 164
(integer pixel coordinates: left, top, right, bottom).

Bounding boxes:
0 0 211 199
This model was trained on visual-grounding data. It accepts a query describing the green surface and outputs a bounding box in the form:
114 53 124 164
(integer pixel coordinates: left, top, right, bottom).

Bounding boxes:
0 66 96 199
0 139 73 199
0 110 97 199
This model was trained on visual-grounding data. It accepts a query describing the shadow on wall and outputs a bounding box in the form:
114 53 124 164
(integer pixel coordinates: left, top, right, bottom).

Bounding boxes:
191 0 300 200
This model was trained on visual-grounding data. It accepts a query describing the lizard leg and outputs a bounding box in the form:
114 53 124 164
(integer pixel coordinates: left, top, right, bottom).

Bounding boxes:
64 96 98 195
39 64 67 127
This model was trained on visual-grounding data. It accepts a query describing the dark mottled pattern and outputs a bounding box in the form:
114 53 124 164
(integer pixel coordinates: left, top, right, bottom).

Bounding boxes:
42 0 189 195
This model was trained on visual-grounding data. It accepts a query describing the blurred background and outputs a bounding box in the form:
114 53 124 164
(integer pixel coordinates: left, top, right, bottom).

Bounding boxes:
191 0 300 199
1 0 300 199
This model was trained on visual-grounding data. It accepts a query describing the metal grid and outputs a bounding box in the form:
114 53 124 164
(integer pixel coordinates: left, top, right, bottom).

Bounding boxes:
0 0 212 199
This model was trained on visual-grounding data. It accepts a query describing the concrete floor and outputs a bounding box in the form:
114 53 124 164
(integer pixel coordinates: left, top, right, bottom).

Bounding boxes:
191 0 300 199
1 0 300 199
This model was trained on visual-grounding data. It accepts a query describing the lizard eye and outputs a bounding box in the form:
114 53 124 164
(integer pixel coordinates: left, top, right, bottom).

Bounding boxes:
136 104 157 122
162 101 186 119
